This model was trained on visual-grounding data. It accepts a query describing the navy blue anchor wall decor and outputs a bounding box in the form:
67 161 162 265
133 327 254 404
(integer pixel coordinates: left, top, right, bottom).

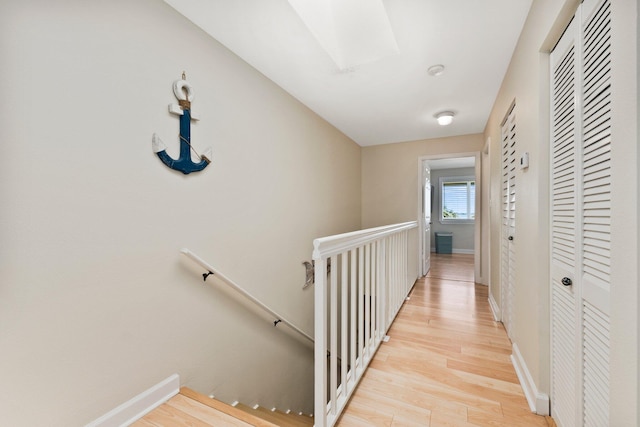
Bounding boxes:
152 73 212 174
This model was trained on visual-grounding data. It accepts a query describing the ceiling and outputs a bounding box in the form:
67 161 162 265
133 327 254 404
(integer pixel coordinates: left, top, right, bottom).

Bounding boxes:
429 157 475 171
164 0 532 146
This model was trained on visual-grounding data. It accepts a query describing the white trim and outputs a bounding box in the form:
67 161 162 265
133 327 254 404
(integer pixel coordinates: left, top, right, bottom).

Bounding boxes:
452 249 474 255
474 151 483 284
85 374 180 427
488 292 501 322
429 248 474 255
417 152 482 283
511 344 550 416
417 160 428 277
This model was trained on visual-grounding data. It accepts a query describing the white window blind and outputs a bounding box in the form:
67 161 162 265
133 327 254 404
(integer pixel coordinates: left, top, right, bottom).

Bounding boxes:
440 177 475 222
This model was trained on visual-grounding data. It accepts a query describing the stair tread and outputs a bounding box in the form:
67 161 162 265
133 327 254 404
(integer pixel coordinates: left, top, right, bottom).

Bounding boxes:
236 403 313 427
132 393 253 427
133 387 312 427
179 388 279 427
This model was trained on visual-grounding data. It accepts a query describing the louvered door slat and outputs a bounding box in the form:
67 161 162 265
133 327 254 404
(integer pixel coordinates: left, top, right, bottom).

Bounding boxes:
583 302 610 427
581 1 611 425
582 0 612 297
552 285 578 426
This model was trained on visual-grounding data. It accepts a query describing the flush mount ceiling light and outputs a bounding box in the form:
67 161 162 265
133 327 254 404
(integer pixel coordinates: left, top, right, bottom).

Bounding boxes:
435 111 455 126
287 0 399 70
427 64 445 76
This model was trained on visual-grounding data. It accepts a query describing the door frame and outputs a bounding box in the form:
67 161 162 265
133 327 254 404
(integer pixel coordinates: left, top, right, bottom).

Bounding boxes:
417 152 483 281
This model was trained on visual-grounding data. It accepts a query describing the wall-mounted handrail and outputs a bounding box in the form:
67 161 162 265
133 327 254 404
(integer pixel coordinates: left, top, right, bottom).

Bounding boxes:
181 248 314 345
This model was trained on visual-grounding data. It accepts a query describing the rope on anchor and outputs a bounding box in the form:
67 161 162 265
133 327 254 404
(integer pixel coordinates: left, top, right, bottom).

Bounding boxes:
179 134 210 164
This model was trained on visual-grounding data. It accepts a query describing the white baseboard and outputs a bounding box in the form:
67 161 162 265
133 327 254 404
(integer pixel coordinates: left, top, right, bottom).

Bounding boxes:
85 374 180 427
452 249 474 254
430 248 474 255
510 344 550 416
488 292 501 322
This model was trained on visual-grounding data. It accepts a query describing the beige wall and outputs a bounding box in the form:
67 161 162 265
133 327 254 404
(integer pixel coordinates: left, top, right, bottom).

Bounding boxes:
484 0 638 423
361 134 484 228
609 0 639 423
0 1 361 425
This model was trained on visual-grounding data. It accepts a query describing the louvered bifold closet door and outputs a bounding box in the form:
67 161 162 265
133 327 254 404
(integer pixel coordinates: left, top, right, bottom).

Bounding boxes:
550 0 611 425
550 17 579 427
580 0 611 424
501 105 516 338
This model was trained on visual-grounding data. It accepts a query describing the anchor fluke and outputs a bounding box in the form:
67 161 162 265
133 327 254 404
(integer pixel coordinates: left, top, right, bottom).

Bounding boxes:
201 147 212 164
152 133 167 153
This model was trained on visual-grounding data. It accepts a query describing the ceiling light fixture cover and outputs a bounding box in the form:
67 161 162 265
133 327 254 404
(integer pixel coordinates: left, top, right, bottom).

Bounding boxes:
435 111 454 126
287 0 399 70
427 64 445 76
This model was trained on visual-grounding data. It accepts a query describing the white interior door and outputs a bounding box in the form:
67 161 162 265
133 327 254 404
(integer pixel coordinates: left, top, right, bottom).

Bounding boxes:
550 1 611 425
501 105 516 339
422 163 431 275
550 17 580 425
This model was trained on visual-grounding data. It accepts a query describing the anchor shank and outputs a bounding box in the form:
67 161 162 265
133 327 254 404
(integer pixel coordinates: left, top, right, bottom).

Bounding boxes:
179 108 192 161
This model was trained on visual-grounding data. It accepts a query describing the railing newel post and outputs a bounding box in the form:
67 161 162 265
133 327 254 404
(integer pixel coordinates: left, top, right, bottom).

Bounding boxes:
314 255 327 427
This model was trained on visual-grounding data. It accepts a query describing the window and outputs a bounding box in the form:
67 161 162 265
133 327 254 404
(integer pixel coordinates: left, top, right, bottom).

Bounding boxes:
440 176 475 223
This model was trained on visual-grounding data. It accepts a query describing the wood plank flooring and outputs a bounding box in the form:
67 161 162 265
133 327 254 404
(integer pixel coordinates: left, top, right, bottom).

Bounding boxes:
131 387 313 427
336 253 553 427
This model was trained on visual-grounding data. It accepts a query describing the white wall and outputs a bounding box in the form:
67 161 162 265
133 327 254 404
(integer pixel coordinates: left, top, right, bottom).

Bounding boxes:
484 0 638 422
0 1 361 425
429 167 475 253
609 0 639 423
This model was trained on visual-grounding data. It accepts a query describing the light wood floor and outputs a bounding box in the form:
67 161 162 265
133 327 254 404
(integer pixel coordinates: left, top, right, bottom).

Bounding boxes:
132 387 313 427
336 253 553 427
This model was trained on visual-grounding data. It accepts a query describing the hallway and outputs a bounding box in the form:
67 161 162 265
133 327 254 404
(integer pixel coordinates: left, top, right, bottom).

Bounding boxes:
336 254 552 426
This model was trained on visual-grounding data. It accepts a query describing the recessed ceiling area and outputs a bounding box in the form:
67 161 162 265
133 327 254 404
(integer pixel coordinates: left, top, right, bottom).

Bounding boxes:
428 156 475 171
164 0 533 146
427 157 476 170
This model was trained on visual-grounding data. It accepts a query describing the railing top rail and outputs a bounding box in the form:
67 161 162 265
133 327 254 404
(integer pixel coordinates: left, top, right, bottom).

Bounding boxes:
313 221 417 260
181 248 314 345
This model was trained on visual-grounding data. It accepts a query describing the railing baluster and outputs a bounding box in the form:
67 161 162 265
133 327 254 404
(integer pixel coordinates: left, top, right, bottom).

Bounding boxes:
379 238 387 336
358 246 364 365
329 254 338 416
340 251 348 395
396 238 399 304
389 237 394 327
350 248 357 379
403 231 408 292
371 241 377 344
364 243 371 359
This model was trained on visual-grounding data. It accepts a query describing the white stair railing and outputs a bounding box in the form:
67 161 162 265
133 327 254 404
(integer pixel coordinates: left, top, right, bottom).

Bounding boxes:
312 221 418 427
